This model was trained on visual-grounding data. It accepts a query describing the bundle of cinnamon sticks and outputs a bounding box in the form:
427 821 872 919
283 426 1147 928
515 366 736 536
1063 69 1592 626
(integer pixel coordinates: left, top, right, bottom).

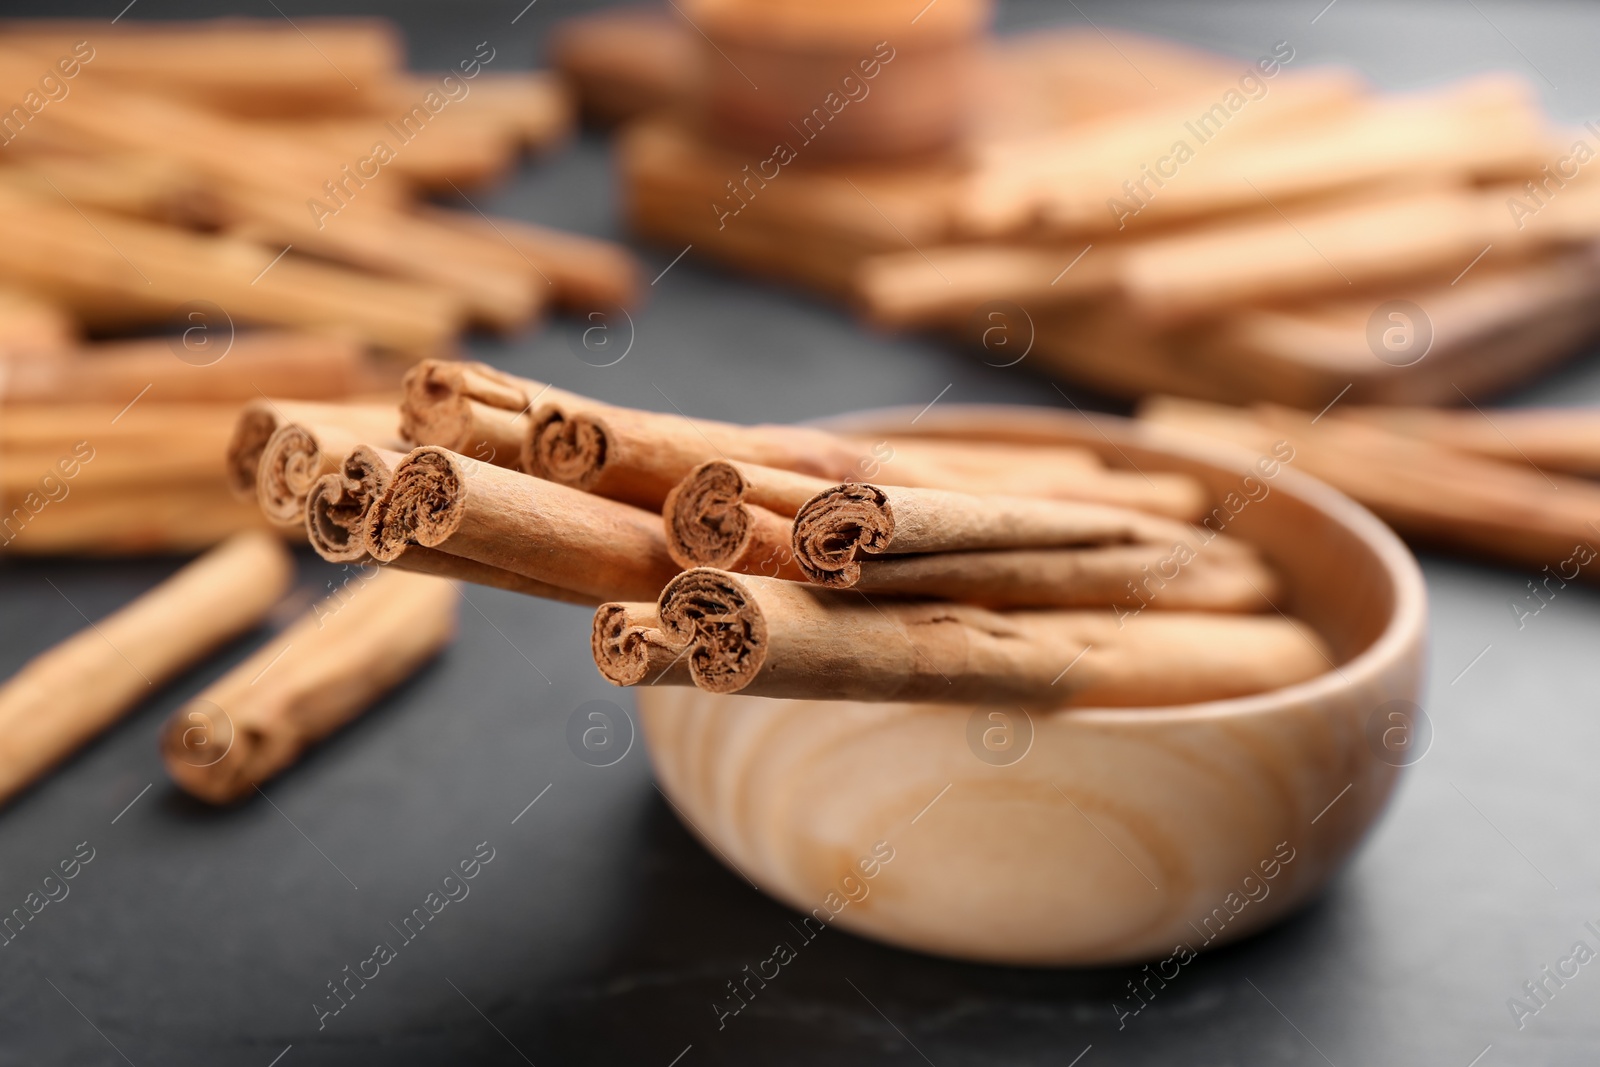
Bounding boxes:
555 7 1600 406
229 361 1334 711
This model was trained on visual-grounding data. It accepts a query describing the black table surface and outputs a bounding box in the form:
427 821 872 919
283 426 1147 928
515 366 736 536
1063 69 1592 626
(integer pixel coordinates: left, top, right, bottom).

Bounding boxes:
5 1 1600 1063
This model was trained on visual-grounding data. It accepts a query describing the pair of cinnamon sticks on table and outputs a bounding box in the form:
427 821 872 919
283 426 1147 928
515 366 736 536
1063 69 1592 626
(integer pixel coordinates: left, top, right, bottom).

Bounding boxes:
241 363 1333 711
0 532 459 808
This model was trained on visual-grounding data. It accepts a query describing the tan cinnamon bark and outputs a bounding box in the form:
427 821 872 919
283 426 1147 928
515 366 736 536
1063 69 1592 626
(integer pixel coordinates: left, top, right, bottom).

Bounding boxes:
881 438 1207 518
662 460 826 578
227 399 397 496
0 333 382 405
161 567 457 805
305 445 597 604
1342 405 1600 477
1141 396 1600 570
605 568 1328 705
0 532 292 805
2 483 273 556
790 481 1273 607
0 285 75 356
527 401 880 510
246 403 401 524
367 445 679 603
398 360 587 468
590 602 691 686
0 186 463 353
304 446 405 563
418 208 641 312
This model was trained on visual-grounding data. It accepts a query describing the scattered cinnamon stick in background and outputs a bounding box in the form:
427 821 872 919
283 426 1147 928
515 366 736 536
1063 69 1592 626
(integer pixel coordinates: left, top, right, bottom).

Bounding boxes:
0 532 291 806
598 568 1327 705
1141 396 1600 570
161 567 457 805
0 333 392 405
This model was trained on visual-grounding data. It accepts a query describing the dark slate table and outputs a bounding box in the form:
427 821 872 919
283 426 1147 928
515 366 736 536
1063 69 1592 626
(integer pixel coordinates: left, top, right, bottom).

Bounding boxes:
3 1 1599 1063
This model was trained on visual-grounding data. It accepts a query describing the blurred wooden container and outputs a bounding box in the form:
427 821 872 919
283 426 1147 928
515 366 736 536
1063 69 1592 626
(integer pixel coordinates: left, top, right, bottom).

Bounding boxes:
635 405 1426 965
683 0 994 160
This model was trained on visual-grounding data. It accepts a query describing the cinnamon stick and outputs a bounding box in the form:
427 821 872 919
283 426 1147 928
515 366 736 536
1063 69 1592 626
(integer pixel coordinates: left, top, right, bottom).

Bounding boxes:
226 398 396 498
590 602 692 686
366 445 679 603
601 568 1329 705
160 567 457 805
397 359 580 467
1141 396 1600 570
254 406 404 526
0 531 292 805
417 207 641 312
1341 405 1600 477
305 445 598 604
790 481 1275 608
0 332 382 405
662 460 820 579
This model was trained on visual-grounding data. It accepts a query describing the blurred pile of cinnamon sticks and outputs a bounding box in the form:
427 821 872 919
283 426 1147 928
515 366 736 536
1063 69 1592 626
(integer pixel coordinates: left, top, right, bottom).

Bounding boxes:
553 5 1600 408
0 17 643 556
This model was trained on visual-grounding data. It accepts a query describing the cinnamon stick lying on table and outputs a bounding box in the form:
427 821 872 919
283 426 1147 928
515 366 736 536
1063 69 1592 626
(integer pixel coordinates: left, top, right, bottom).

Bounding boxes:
161 568 457 805
1341 405 1600 477
597 568 1329 705
366 445 679 603
0 531 291 805
0 333 383 405
1140 396 1600 570
417 208 642 312
790 482 1276 609
305 445 598 604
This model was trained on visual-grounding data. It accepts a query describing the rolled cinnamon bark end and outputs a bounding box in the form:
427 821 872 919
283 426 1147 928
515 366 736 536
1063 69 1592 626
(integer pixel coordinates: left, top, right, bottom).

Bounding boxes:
526 402 869 510
225 402 281 496
592 602 691 686
791 482 1191 587
663 460 807 579
0 531 293 807
399 359 554 468
368 444 679 602
649 569 1327 706
161 568 459 805
256 409 403 527
305 445 403 563
525 403 609 492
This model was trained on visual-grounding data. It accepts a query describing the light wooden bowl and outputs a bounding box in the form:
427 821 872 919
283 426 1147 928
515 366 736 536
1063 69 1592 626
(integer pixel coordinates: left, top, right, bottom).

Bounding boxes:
634 405 1426 966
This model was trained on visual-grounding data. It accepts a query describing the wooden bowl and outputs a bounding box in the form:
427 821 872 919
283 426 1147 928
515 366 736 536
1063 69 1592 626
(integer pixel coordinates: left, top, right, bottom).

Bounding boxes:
634 405 1427 966
683 0 993 161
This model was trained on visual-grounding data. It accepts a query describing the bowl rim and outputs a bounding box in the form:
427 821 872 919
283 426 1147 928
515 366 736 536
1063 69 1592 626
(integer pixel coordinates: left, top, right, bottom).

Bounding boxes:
811 402 1428 725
